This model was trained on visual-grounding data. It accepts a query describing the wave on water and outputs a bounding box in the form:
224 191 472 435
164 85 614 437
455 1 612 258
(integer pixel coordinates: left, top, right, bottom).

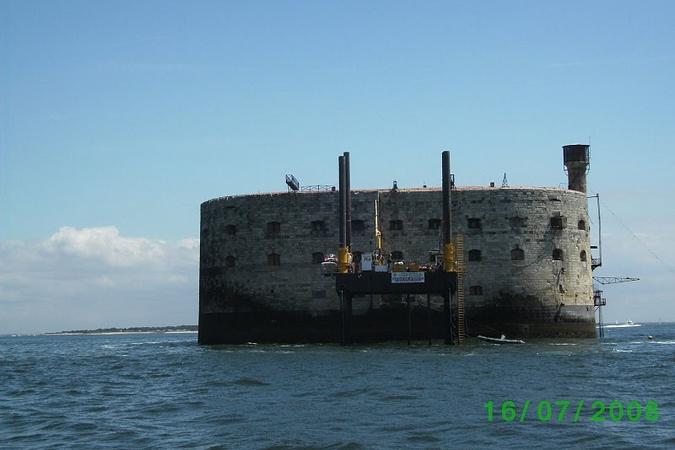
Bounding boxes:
2 324 674 449
232 377 269 386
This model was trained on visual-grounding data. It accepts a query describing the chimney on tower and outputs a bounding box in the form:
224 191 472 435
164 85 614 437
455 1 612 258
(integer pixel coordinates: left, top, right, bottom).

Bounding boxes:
563 144 590 193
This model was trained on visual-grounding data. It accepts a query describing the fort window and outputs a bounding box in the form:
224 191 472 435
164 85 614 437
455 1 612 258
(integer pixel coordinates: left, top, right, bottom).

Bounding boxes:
312 252 324 264
391 251 404 261
266 221 281 234
509 217 527 228
580 250 587 262
550 216 564 230
311 220 326 232
225 224 237 235
225 255 236 268
428 218 441 230
351 219 365 234
511 247 525 260
468 249 482 262
469 285 483 295
267 253 281 266
552 249 564 261
578 220 586 230
390 220 403 231
467 218 482 229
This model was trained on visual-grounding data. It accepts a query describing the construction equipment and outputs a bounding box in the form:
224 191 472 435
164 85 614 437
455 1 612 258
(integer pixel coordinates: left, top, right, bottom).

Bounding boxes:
593 276 639 337
593 276 639 285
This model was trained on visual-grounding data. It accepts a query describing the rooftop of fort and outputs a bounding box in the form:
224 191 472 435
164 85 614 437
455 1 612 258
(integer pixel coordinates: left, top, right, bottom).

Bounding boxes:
202 184 583 206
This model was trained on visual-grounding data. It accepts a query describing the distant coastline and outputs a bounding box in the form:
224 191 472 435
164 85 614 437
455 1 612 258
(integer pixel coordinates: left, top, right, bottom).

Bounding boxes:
45 325 197 336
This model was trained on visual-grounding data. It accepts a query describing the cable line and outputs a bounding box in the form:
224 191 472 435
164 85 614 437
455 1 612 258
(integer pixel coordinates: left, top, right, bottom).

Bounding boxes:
588 188 675 275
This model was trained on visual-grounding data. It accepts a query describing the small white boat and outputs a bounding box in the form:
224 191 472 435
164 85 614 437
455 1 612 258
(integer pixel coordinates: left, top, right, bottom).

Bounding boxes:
604 320 641 329
477 334 525 344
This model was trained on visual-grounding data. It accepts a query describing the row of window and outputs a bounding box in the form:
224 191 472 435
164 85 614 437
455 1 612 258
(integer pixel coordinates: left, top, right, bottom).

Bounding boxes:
468 248 587 262
224 248 588 268
227 251 366 267
225 253 282 267
469 217 586 231
222 217 588 235
469 284 561 296
550 217 586 231
225 220 367 236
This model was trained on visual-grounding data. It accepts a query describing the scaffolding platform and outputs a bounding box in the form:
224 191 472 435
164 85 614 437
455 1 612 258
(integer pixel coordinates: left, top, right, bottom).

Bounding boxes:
335 271 457 345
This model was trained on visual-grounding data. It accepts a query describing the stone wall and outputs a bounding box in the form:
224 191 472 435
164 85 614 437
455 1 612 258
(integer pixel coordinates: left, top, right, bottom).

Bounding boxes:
199 186 594 339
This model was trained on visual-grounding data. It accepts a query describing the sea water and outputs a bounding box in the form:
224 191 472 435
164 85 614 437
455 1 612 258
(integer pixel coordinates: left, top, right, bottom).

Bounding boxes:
1 324 674 449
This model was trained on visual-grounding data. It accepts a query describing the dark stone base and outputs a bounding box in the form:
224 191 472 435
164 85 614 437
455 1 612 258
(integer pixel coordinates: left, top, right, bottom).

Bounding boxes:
198 307 449 345
198 303 596 344
467 320 596 338
467 303 596 338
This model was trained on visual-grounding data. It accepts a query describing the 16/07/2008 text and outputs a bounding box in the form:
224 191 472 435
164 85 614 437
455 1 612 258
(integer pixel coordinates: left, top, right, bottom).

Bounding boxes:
484 400 660 423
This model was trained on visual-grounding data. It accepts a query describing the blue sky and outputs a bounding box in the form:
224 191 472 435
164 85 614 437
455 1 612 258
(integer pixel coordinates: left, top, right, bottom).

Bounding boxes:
1 1 674 332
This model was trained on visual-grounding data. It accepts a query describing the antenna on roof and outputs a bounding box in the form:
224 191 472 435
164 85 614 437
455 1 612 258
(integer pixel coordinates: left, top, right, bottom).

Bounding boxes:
285 174 300 191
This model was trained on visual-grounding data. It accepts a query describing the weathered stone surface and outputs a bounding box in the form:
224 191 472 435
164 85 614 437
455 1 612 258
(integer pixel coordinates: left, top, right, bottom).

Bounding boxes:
199 186 594 342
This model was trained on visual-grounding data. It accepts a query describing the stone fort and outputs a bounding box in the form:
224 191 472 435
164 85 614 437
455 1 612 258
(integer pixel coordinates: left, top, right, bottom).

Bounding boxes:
199 145 595 343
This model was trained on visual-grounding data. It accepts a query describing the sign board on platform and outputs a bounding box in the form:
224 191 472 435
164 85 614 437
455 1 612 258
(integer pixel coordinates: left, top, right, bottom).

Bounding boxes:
391 272 425 284
361 253 373 271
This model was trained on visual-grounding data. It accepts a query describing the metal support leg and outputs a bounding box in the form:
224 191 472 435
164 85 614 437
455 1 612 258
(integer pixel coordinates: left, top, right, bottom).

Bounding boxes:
449 288 454 344
345 293 353 345
443 293 451 344
427 294 432 346
406 295 411 345
339 290 344 345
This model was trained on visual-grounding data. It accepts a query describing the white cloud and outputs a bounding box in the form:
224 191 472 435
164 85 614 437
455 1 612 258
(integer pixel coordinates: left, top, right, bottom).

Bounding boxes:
43 226 167 266
0 226 198 334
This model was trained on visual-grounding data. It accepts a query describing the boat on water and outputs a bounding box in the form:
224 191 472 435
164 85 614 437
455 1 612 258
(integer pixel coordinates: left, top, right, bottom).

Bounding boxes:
604 320 641 329
477 334 525 344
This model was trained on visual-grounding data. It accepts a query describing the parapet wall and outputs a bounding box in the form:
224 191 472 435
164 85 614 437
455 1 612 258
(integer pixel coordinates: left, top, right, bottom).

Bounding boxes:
199 186 594 339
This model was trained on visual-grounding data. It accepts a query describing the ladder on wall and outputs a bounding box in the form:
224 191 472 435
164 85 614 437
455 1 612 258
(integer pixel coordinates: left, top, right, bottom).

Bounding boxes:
456 234 465 343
